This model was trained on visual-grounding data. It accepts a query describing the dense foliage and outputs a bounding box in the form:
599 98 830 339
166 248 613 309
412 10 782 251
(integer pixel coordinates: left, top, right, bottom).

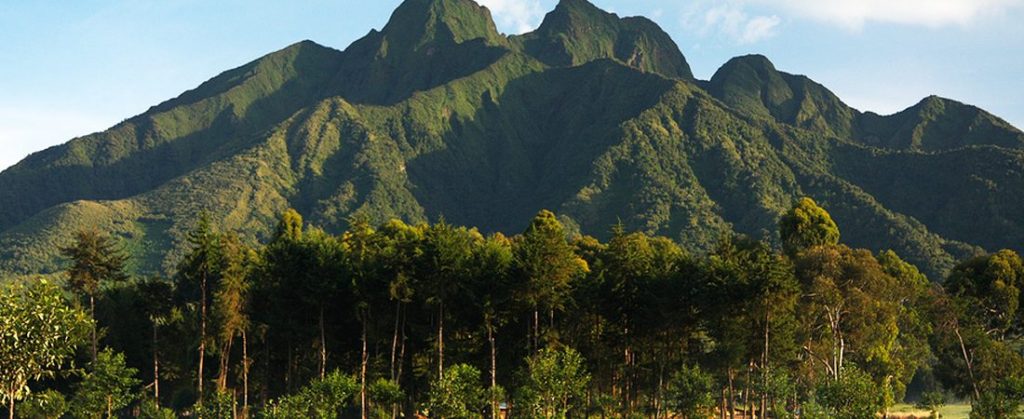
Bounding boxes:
4 199 1023 418
1 0 1021 282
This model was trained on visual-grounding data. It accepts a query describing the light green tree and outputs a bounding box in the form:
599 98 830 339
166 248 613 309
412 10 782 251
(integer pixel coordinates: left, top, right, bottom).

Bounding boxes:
779 197 840 256
0 279 92 419
664 364 716 419
70 349 141 418
521 347 591 418
429 364 487 419
263 370 358 419
17 390 68 419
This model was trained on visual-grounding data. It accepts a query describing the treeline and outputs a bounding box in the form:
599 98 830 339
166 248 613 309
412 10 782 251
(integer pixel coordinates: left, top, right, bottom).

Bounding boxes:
3 198 1024 418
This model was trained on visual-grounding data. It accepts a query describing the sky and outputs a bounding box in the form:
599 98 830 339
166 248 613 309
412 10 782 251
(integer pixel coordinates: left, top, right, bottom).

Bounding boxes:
1 0 1022 171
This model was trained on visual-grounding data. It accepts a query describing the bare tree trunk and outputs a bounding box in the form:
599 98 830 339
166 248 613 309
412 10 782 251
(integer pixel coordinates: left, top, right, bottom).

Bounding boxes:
9 391 15 419
391 302 401 380
199 273 207 409
361 313 368 419
728 369 735 419
954 324 982 400
90 295 98 362
762 298 769 419
320 305 327 380
533 309 539 352
488 319 498 419
438 301 445 380
720 387 727 419
242 330 249 418
153 322 160 406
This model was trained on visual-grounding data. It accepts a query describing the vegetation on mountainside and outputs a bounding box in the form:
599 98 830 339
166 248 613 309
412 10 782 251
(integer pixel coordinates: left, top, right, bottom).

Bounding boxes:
3 201 1022 418
0 0 1021 286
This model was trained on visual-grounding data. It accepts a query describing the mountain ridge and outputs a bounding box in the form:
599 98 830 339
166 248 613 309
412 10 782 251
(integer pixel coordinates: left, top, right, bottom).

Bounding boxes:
1 0 1021 280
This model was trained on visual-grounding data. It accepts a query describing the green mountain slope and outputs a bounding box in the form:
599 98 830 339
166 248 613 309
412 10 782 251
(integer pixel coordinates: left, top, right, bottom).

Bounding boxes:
1 0 1020 279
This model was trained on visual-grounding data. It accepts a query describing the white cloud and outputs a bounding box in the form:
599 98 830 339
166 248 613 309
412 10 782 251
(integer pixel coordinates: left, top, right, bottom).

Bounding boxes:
476 0 547 34
755 0 1022 29
686 2 781 44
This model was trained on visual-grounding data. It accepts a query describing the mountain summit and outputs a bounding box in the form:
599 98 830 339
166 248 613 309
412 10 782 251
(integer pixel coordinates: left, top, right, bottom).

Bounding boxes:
1 0 1021 279
520 0 694 79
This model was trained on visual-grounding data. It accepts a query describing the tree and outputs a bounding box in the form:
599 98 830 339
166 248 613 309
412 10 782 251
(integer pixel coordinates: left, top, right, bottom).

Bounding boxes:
70 349 141 419
514 210 587 350
779 198 839 256
664 364 716 419
469 233 514 418
0 279 92 419
264 370 358 419
175 214 221 406
212 233 252 396
429 364 487 419
916 391 946 419
945 249 1024 340
521 346 591 418
813 365 885 419
137 277 175 407
61 229 129 361
17 389 68 419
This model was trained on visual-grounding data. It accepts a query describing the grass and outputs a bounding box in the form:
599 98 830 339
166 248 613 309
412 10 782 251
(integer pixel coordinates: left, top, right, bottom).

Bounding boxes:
889 403 971 419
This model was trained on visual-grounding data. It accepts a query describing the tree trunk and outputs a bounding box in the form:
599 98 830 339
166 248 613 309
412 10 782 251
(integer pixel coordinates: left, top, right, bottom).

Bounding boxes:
954 324 982 400
438 301 445 380
242 330 249 418
153 322 160 406
728 369 735 419
199 272 207 409
320 305 327 380
391 301 401 380
762 296 770 419
488 319 498 419
361 313 368 419
8 392 14 419
90 294 98 362
533 309 539 352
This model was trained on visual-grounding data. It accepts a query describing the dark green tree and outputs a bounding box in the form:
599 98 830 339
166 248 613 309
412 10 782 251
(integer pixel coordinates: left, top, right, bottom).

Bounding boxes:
61 229 129 361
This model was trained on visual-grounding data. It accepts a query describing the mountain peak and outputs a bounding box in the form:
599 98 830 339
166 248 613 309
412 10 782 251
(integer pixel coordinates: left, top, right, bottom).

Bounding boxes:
381 0 503 50
520 0 693 79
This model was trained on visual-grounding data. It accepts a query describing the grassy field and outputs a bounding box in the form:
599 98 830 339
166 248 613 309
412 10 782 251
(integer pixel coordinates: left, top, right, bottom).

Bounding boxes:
889 403 971 419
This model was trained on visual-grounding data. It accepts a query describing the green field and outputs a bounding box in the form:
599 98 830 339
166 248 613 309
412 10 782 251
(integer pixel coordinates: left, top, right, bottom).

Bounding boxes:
890 403 971 419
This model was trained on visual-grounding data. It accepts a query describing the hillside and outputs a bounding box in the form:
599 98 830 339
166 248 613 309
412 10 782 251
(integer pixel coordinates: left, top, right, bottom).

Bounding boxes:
2 0 1022 279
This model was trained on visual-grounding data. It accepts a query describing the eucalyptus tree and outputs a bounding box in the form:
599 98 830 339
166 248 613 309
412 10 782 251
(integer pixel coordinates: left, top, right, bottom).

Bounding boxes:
61 229 129 361
417 219 478 380
514 210 587 351
468 233 514 417
174 214 221 406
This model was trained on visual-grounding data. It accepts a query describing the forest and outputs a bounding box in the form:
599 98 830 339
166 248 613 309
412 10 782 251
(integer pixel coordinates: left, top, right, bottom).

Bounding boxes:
2 197 1023 419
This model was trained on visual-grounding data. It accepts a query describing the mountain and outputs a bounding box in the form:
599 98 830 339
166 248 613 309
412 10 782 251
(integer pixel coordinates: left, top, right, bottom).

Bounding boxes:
2 0 1022 279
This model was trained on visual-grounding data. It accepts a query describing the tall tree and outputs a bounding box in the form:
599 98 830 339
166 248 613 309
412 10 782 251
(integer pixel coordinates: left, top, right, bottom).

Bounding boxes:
514 210 587 351
175 214 221 407
137 277 175 407
469 233 514 418
61 229 129 361
212 233 252 394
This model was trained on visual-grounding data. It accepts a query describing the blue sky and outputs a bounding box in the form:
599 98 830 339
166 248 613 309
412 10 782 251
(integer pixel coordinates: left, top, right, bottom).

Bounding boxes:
1 0 1022 170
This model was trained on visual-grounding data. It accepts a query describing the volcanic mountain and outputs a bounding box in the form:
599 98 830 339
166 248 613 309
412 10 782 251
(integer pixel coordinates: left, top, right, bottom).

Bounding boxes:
2 0 1023 278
